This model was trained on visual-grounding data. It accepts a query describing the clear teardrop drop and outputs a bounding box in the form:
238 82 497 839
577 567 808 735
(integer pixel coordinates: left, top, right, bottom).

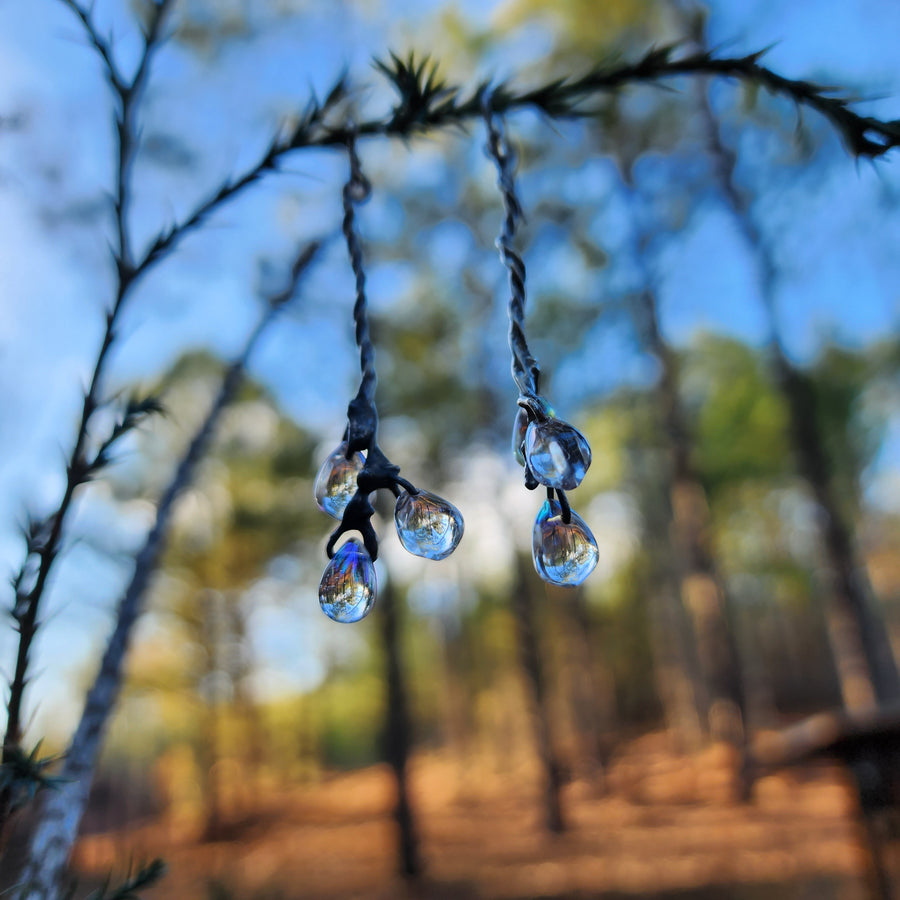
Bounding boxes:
319 539 376 623
314 443 365 520
524 419 591 490
532 499 598 586
394 490 464 560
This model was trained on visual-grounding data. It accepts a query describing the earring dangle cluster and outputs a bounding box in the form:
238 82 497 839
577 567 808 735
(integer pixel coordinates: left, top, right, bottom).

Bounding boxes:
314 134 464 623
483 97 598 587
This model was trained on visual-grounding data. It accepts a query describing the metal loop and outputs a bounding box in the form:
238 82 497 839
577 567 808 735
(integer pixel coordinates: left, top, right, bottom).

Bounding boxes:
344 127 372 203
341 133 377 433
482 93 541 403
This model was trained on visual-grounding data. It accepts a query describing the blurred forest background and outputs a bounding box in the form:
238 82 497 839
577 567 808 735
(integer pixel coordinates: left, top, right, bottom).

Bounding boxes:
3 0 900 897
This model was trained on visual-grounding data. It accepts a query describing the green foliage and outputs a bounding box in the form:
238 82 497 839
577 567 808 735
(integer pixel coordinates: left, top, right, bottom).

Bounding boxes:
316 673 385 769
682 334 896 520
686 335 791 494
495 0 665 59
808 343 892 516
372 305 484 466
160 368 320 586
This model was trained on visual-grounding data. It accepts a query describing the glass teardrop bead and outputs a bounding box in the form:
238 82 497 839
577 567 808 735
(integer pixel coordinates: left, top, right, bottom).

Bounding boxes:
394 490 464 561
319 539 376 623
524 419 591 490
532 499 599 586
314 443 365 520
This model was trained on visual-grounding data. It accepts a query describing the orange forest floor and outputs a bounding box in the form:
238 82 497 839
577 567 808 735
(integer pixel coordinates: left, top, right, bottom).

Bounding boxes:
71 733 877 900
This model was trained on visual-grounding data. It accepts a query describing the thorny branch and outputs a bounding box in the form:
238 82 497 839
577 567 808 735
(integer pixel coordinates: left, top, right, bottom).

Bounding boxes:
130 44 900 291
55 0 127 95
1 0 174 831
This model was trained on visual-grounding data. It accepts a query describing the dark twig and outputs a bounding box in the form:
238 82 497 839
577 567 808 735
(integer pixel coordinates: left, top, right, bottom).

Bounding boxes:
55 0 126 95
114 0 176 270
56 0 175 266
86 396 166 478
364 47 900 157
135 86 347 277
0 743 65 818
15 240 322 900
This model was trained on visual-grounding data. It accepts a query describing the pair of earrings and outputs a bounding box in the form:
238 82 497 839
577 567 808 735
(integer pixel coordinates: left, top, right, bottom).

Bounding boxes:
314 104 600 625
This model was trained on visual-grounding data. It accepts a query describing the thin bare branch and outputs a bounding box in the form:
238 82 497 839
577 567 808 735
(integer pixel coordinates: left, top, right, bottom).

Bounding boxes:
129 0 175 103
1 3 176 812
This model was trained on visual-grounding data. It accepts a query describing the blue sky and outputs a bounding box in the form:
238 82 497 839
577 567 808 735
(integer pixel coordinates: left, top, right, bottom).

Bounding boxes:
2 0 900 739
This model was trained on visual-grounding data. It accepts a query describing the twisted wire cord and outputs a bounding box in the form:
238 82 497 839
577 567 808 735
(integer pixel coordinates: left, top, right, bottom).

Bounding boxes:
342 133 377 415
482 98 541 400
328 134 419 559
483 100 575 524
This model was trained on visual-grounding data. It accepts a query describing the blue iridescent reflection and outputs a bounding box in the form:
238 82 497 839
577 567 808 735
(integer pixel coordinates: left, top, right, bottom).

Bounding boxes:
319 539 376 623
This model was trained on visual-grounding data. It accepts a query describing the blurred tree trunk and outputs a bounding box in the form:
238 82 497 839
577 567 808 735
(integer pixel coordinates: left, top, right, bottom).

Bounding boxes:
636 286 748 749
199 590 224 840
736 604 778 730
378 578 422 879
626 406 707 749
226 596 267 802
775 356 899 708
681 7 900 708
559 590 617 781
648 578 708 751
296 694 318 783
438 612 476 791
513 554 565 833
